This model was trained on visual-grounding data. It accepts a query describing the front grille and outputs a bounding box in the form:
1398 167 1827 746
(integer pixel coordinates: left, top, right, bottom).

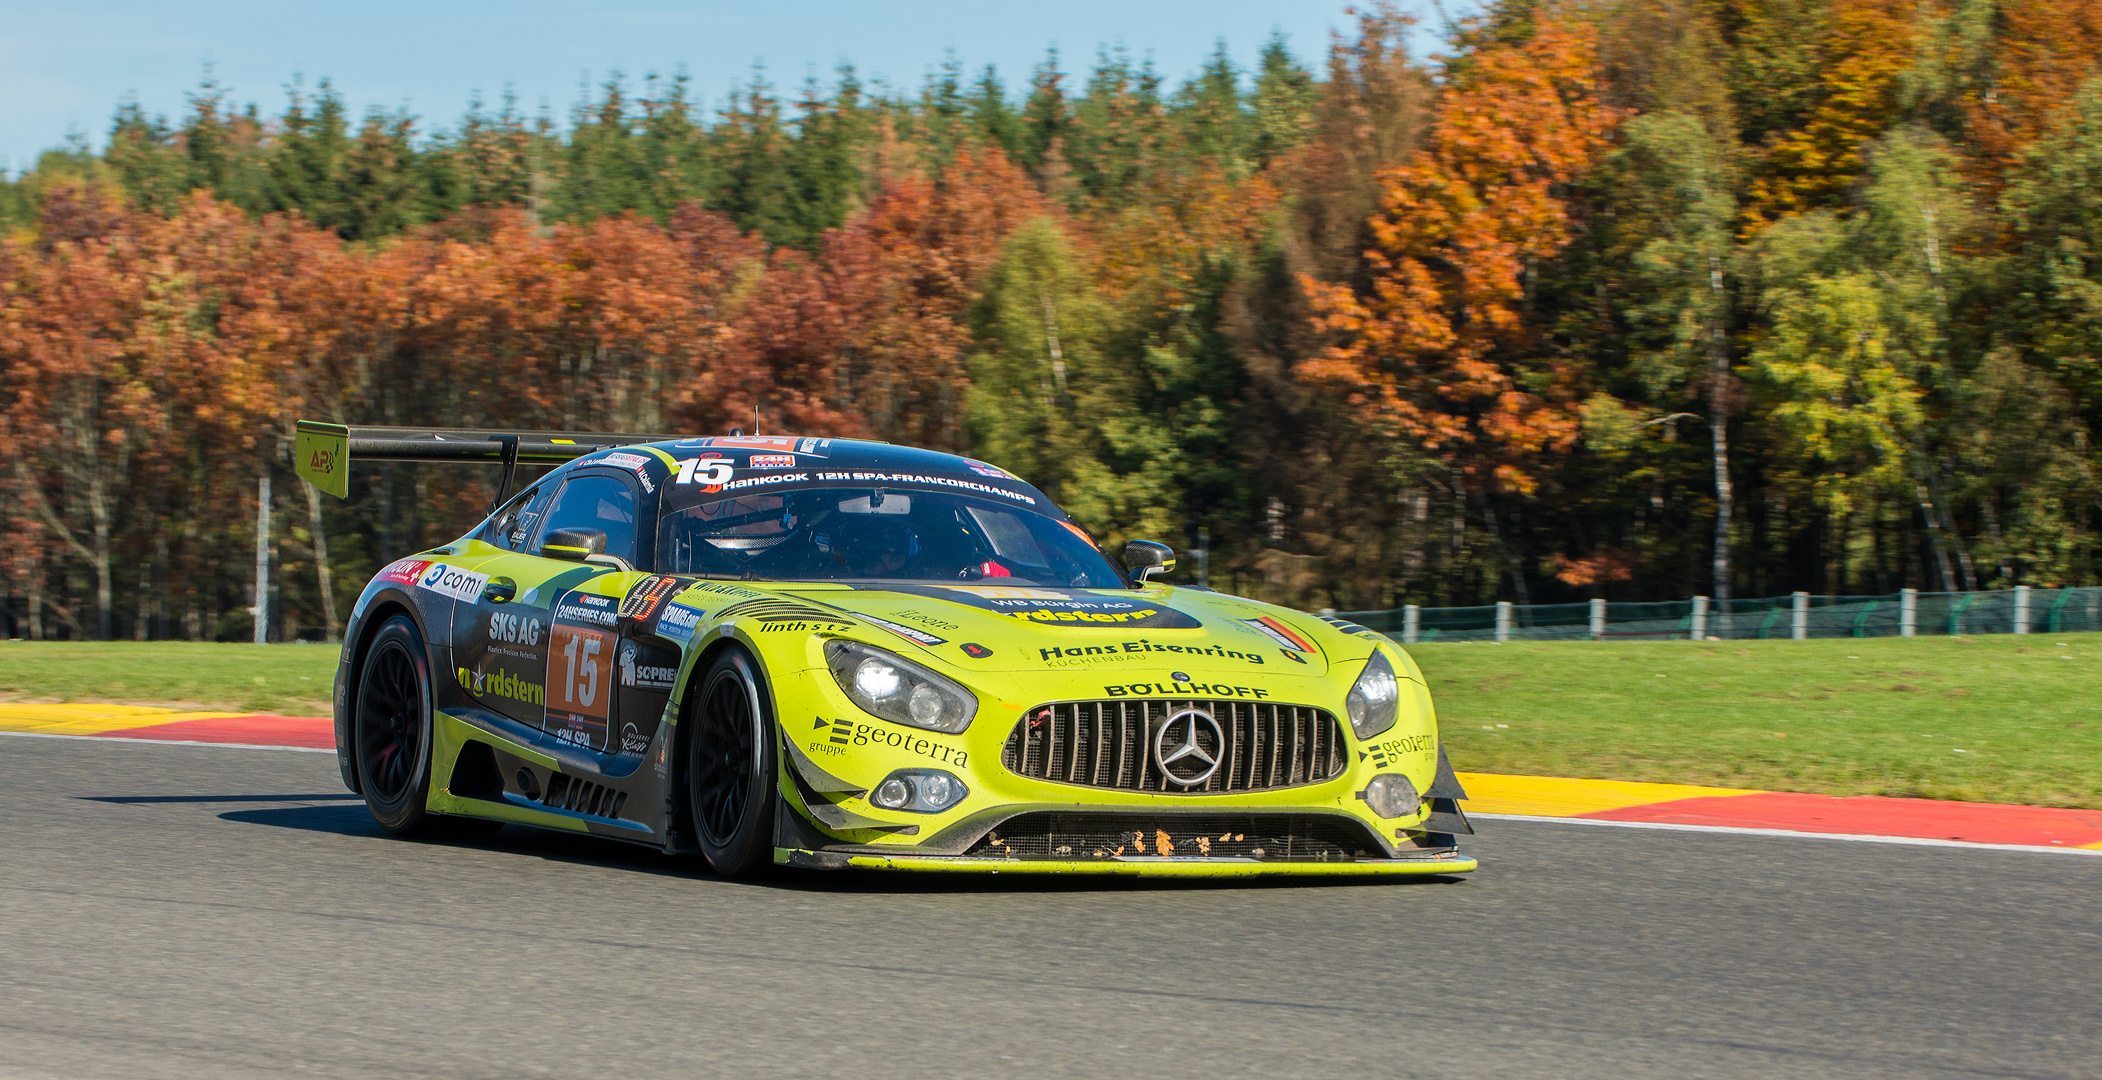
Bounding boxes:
544 773 626 819
967 812 1383 861
1000 699 1348 794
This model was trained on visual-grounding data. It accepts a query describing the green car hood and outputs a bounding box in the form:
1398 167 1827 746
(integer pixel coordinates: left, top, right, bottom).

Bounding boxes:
760 582 1348 679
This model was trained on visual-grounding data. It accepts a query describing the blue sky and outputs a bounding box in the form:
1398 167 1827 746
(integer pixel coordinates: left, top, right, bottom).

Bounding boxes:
0 1 1435 173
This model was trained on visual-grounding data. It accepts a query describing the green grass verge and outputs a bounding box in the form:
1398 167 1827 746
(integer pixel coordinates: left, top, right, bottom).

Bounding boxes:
0 642 338 714
1417 633 2102 809
5 635 2099 808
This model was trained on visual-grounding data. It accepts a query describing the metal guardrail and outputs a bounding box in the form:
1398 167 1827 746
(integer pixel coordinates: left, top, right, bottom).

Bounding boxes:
1334 587 2102 643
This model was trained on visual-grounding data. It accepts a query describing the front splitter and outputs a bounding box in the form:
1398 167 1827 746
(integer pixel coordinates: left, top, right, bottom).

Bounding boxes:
776 847 1478 876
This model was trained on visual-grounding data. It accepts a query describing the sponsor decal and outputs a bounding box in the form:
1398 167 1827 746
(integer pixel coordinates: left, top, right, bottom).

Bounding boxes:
1281 650 1307 664
508 511 539 546
419 562 490 603
886 609 960 631
761 620 844 633
1039 640 1267 665
458 665 545 707
864 584 1199 629
1244 615 1315 652
718 471 808 493
656 602 704 644
488 610 543 646
378 558 432 587
805 470 1035 505
617 641 677 691
749 454 795 469
714 598 855 628
618 574 684 621
967 462 1016 479
674 435 832 458
620 722 649 755
1362 733 1436 768
959 642 993 659
554 591 618 629
688 581 763 601
860 615 947 647
810 716 968 767
548 597 616 751
598 451 657 492
1106 680 1270 700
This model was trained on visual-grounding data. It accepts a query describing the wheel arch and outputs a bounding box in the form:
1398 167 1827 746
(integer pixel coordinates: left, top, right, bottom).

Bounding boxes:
338 594 431 794
666 636 773 850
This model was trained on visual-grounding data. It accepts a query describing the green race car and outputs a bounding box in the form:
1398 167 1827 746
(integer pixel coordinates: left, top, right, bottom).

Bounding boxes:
299 423 1476 878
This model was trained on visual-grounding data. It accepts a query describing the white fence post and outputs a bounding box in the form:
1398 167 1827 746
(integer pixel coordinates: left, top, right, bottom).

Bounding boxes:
1403 604 1420 645
253 474 271 646
1691 595 1708 640
2014 585 2031 634
1495 601 1513 643
1791 591 1809 640
1589 598 1606 640
1900 588 1917 637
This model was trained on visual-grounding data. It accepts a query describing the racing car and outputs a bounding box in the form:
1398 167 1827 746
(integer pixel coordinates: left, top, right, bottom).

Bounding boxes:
296 421 1475 878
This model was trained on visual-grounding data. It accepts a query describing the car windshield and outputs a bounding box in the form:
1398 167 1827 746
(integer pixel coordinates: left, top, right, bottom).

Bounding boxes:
657 487 1127 587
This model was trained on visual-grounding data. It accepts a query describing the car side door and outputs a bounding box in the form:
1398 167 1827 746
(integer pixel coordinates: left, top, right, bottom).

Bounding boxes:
452 483 568 729
533 470 645 753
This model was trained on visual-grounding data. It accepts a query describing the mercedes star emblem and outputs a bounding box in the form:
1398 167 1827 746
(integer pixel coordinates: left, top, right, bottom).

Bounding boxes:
1154 708 1225 787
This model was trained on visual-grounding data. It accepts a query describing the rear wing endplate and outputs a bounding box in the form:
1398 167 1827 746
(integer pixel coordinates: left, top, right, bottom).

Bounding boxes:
294 420 681 506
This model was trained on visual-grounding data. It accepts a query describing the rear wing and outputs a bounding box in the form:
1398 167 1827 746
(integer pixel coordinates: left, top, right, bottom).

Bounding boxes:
294 420 681 506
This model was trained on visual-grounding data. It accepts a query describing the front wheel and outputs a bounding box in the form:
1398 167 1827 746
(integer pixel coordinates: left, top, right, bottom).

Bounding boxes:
354 615 439 835
687 649 779 877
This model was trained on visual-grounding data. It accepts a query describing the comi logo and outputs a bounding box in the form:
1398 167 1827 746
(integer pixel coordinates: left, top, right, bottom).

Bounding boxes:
418 563 489 603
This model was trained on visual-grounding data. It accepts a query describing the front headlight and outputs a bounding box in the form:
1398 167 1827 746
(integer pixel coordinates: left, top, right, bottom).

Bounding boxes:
869 769 969 813
1345 651 1401 740
825 640 978 734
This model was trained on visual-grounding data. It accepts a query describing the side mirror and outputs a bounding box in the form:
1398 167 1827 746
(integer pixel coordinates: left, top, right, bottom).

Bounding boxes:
1123 540 1176 583
540 527 608 563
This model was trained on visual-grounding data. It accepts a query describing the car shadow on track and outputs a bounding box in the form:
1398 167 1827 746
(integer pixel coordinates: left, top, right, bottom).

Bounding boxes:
100 792 1473 893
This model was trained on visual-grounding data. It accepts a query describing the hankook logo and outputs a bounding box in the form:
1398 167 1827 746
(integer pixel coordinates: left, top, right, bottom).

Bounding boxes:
1153 708 1224 787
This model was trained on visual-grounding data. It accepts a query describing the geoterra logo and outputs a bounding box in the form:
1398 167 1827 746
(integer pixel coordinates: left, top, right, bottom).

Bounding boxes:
810 716 968 767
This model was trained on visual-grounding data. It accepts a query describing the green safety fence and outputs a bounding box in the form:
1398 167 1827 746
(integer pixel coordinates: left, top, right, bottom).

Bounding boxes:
1333 587 2102 643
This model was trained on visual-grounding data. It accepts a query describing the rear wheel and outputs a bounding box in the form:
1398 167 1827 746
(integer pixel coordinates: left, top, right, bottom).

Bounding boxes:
687 649 778 877
354 615 440 836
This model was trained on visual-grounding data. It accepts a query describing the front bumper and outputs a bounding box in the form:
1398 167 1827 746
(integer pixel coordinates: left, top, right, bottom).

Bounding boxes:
778 846 1478 876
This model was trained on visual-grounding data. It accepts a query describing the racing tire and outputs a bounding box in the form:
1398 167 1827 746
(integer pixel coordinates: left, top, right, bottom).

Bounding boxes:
687 648 779 878
354 614 441 836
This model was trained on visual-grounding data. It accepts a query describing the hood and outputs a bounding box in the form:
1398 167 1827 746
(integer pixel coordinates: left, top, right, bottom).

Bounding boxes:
769 582 1347 679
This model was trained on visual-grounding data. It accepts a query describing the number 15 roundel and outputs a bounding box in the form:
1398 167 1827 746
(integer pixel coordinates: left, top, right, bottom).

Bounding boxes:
547 623 613 751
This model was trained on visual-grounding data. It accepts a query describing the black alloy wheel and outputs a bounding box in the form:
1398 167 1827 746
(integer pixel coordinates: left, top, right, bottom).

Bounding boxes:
687 648 778 877
355 615 439 835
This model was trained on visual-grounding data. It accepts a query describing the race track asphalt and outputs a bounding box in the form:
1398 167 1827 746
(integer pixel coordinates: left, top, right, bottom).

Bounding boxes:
3 736 2098 1080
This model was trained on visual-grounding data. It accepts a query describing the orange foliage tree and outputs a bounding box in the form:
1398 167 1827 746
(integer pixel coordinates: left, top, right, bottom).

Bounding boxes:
1298 14 1618 495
